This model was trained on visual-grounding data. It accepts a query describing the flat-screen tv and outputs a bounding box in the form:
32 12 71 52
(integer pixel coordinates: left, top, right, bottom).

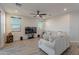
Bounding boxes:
25 27 37 34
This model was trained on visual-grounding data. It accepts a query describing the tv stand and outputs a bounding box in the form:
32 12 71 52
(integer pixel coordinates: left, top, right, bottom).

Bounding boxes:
27 33 34 39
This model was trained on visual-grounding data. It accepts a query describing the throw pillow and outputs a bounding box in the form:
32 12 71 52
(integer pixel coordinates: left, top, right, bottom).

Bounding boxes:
43 33 49 41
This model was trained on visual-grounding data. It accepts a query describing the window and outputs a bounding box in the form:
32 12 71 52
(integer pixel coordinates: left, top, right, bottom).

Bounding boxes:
11 16 21 32
37 21 44 29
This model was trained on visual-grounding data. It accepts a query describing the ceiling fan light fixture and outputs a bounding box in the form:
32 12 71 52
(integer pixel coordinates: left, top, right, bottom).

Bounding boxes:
31 10 47 18
37 15 39 17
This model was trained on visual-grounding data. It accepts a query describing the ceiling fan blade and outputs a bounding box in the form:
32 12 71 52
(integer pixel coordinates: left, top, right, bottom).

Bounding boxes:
31 10 47 18
33 15 37 17
30 13 36 15
39 15 42 18
40 14 47 15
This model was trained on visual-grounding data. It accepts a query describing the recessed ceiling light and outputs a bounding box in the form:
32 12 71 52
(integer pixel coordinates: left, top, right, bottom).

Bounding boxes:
64 8 67 11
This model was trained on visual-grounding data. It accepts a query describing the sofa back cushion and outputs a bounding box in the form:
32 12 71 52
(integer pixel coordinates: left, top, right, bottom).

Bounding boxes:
43 32 49 41
57 31 65 38
42 31 68 43
42 31 57 42
49 31 57 42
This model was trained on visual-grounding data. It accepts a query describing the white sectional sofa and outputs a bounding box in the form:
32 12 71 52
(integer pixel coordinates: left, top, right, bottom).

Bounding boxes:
38 31 70 55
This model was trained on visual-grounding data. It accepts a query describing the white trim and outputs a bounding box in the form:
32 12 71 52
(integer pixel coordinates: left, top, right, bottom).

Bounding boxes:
70 41 79 43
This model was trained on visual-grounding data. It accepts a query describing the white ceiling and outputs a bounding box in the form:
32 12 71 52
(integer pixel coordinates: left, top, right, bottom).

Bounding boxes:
0 3 79 18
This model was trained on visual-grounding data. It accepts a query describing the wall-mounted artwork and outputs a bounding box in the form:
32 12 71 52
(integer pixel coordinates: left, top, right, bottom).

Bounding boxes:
11 16 21 32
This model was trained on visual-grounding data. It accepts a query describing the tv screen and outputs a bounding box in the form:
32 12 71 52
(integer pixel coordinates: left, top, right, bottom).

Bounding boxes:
25 27 37 34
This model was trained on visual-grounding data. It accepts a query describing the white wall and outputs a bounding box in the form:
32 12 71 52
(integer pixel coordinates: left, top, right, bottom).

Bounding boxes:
6 14 38 41
45 14 70 34
45 12 79 42
0 11 1 43
0 8 5 48
5 11 79 42
70 11 79 42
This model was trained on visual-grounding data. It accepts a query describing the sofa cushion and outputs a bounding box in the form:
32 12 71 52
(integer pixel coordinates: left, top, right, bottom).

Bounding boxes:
49 32 57 42
57 31 65 38
48 41 55 48
43 32 49 41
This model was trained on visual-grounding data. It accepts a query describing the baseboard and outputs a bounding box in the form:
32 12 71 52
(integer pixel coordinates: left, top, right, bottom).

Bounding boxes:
70 41 79 44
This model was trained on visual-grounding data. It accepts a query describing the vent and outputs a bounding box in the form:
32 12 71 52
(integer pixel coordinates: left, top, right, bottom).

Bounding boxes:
16 3 22 7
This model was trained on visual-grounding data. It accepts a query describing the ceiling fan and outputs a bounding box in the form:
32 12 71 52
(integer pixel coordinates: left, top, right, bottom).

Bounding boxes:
31 10 47 18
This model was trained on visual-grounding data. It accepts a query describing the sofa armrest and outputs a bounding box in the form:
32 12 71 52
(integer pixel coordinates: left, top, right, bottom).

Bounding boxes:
54 36 70 54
